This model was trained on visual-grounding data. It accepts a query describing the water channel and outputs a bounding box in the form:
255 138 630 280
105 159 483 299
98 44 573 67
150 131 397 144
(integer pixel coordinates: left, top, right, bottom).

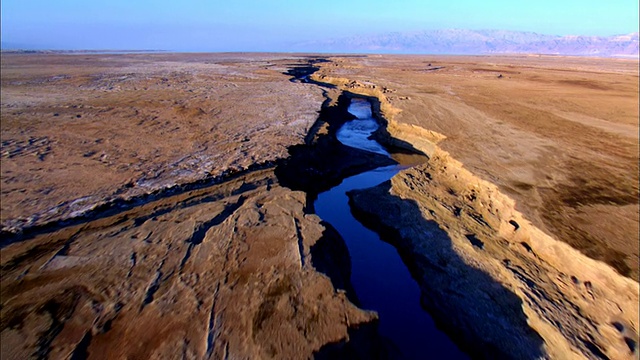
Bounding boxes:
314 98 468 359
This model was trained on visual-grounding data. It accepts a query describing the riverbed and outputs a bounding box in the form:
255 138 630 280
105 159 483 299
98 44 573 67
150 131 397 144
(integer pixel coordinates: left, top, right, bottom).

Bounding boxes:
315 98 468 359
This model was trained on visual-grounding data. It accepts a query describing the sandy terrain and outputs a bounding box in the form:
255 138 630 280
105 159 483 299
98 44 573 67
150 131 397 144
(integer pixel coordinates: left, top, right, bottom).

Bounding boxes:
1 53 638 359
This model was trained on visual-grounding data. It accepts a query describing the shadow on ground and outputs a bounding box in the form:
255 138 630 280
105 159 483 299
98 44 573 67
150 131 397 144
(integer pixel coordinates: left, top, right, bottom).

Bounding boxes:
274 94 396 211
275 87 543 358
345 180 546 359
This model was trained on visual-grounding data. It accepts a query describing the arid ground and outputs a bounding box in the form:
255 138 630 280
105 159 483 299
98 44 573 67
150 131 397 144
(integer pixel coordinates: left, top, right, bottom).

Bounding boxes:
315 55 639 279
1 53 638 359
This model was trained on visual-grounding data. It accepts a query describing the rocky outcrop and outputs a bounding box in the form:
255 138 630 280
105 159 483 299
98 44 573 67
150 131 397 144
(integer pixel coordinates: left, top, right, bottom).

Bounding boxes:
0 170 376 359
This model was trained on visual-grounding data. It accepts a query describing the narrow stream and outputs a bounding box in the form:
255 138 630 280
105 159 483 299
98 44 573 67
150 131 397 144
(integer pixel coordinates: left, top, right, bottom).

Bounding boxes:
314 98 468 359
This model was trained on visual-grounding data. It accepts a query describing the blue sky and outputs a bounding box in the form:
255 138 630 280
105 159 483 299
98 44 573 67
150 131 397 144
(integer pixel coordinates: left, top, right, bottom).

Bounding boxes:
1 0 638 50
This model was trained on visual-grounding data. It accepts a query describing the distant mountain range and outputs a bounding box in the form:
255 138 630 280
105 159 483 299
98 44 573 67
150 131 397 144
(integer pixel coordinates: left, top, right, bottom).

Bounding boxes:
294 29 639 57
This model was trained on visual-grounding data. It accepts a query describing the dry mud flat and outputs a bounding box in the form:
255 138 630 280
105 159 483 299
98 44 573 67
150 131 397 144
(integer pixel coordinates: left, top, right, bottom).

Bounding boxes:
0 53 389 359
0 53 325 231
1 169 376 359
1 53 639 359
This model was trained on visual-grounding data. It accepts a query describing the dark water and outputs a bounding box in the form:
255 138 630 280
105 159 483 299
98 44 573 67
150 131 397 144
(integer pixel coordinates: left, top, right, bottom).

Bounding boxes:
315 98 468 359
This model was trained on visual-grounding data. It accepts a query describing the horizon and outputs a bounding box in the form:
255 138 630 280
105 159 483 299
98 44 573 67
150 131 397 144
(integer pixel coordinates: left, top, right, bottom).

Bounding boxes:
2 28 639 53
1 0 638 52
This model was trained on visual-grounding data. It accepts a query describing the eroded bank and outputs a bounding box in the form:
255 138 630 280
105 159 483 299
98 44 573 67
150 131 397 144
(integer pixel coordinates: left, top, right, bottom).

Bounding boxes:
309 68 639 359
1 56 638 360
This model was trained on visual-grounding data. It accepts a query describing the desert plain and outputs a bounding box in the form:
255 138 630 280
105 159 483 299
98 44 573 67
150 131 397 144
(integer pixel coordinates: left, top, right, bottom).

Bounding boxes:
0 52 638 359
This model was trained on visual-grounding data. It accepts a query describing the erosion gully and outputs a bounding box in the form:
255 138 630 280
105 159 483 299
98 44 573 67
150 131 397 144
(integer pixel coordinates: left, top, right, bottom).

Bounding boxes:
2 62 471 359
313 98 468 359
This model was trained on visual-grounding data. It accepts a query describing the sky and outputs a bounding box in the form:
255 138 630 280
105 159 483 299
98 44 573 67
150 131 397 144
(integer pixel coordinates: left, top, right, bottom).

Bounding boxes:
1 0 638 51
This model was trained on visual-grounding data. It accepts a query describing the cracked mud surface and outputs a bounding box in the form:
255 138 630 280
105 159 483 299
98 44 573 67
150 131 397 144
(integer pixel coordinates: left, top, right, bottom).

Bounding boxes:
1 169 375 359
1 53 325 232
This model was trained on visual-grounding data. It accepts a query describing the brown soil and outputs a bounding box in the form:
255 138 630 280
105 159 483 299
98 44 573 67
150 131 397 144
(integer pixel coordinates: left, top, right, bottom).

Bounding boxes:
1 53 378 359
0 169 375 359
311 55 639 280
311 55 639 359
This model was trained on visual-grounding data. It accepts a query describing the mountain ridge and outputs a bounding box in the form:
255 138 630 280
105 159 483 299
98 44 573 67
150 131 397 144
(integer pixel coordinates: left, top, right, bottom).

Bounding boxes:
294 29 640 56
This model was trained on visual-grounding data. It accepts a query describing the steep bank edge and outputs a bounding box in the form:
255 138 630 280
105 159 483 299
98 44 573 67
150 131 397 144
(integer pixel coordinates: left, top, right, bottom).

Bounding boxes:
311 71 640 359
0 60 382 359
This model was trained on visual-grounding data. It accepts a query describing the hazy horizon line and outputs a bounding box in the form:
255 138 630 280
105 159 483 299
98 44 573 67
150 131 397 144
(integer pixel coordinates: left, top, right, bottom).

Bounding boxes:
2 27 638 53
